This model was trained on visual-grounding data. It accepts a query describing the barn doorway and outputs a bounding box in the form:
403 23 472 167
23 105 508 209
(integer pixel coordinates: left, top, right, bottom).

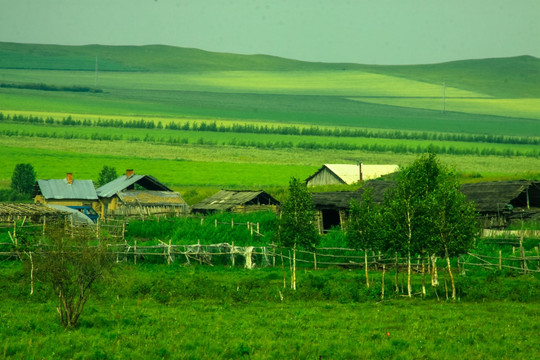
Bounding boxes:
321 209 341 233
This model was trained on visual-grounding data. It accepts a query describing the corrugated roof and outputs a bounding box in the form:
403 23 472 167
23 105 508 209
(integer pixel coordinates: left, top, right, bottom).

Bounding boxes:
191 190 280 212
117 190 186 205
35 179 98 200
307 164 399 185
96 174 172 198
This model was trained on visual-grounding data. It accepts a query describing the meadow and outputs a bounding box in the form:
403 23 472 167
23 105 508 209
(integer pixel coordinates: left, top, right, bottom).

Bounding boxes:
1 43 540 194
1 261 539 359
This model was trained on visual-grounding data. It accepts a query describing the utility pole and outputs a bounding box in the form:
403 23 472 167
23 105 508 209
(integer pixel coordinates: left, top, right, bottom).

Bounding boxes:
94 56 98 88
442 81 446 114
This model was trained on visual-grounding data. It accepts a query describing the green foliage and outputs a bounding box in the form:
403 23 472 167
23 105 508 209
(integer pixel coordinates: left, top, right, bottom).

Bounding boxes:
10 163 36 196
97 165 118 187
1 261 540 359
24 226 114 328
345 186 385 251
276 177 319 250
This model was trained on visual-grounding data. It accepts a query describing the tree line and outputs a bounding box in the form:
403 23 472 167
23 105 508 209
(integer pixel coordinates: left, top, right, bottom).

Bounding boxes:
0 82 102 93
2 112 539 146
2 128 539 158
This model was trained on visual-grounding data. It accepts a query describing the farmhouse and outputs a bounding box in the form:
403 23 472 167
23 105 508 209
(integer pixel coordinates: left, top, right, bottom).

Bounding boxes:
461 180 540 228
191 190 280 214
312 181 395 233
96 169 188 218
306 163 399 186
33 173 98 209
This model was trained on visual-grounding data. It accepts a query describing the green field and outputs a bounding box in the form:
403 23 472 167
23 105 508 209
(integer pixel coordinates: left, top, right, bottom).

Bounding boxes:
1 261 539 359
1 43 540 192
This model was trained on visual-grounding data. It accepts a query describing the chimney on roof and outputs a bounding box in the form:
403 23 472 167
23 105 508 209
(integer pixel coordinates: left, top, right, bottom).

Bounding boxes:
126 169 134 178
66 173 73 185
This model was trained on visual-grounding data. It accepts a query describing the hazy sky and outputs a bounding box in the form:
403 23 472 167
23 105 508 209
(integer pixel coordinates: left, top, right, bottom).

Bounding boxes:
1 0 539 65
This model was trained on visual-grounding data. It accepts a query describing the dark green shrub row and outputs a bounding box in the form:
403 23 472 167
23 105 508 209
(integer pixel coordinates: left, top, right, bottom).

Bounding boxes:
2 112 539 146
3 127 539 157
0 82 102 93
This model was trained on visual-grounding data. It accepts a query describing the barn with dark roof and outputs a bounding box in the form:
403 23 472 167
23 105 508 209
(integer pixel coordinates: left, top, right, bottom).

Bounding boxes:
191 190 280 214
312 181 395 233
460 180 540 228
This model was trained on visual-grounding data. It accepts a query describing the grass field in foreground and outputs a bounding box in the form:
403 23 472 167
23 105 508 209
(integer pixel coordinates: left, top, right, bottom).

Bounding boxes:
1 263 539 359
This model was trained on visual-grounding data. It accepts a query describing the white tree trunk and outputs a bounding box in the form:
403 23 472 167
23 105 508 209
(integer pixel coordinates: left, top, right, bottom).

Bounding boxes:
364 249 370 288
407 251 412 297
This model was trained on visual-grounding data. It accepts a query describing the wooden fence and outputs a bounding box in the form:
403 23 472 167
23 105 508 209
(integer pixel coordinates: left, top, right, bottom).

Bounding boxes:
1 216 539 274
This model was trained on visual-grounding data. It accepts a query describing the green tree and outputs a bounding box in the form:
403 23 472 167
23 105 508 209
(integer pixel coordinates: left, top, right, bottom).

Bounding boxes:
345 186 384 289
428 172 479 301
28 225 114 328
384 152 478 299
97 165 118 187
11 163 36 196
276 177 319 290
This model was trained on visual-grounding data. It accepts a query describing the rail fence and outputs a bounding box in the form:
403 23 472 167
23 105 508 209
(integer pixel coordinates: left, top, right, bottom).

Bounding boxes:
1 216 539 274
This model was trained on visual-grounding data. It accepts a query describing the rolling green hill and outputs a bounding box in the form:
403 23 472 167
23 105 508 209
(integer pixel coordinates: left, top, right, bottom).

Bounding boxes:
1 42 539 98
1 42 539 190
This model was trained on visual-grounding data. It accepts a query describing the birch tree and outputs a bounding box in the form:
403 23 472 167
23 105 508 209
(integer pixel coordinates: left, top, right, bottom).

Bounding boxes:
345 186 384 288
428 173 479 301
276 177 319 290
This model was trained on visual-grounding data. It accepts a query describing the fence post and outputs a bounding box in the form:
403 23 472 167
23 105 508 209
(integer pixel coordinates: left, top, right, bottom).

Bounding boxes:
231 241 235 266
42 216 46 238
499 250 502 270
271 242 276 267
168 239 172 265
231 219 234 228
215 219 218 228
197 239 202 265
134 240 138 265
536 246 540 269
313 250 317 270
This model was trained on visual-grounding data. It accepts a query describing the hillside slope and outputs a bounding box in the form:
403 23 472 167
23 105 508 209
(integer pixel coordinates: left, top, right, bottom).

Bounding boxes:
1 42 539 98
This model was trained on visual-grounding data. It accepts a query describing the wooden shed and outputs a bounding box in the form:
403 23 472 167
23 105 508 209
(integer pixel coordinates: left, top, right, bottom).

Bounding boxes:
312 181 395 233
306 164 399 186
191 190 280 214
96 169 188 218
460 180 540 228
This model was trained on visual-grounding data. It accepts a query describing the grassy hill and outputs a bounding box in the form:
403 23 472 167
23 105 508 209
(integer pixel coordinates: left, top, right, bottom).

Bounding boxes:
1 42 539 97
1 42 539 190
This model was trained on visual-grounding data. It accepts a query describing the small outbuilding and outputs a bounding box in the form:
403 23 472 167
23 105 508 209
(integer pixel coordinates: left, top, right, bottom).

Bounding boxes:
191 190 280 214
96 169 188 218
306 163 399 187
460 180 540 228
312 181 395 233
33 173 98 209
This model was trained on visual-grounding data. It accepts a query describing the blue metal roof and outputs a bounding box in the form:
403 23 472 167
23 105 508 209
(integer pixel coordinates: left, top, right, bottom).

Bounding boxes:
96 174 172 198
37 179 98 200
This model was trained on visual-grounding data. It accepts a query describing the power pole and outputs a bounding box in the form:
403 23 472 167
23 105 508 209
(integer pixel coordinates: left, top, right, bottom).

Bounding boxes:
94 56 98 88
442 81 446 114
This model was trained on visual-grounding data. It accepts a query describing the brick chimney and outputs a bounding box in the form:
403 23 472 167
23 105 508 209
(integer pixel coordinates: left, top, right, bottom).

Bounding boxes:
66 173 73 185
126 169 134 178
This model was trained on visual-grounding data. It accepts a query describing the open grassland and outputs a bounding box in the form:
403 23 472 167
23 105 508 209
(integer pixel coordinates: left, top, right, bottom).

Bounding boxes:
1 262 539 359
2 134 540 191
1 43 539 189
354 97 540 120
